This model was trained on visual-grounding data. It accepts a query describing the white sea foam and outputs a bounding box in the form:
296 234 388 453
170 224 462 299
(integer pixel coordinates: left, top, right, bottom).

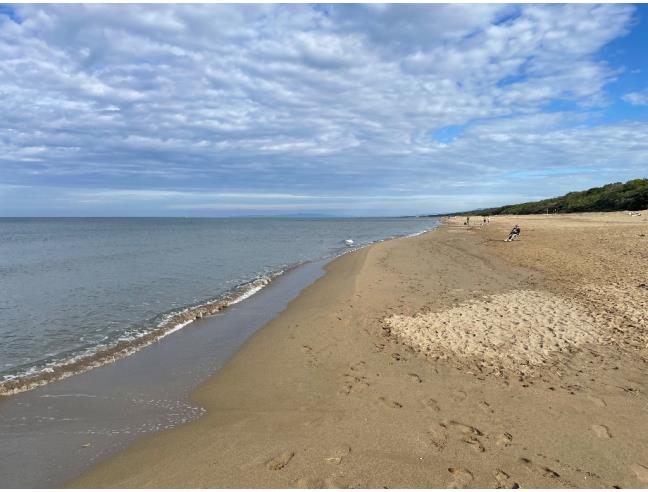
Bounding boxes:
160 318 194 337
0 270 286 396
228 274 275 305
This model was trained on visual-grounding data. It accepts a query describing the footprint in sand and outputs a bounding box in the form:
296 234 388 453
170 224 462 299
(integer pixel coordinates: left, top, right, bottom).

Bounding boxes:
378 396 403 409
587 395 607 407
494 469 520 489
442 420 485 453
451 389 467 402
591 424 611 439
339 371 371 396
301 345 319 367
408 372 423 383
461 436 486 453
518 457 560 479
494 469 510 482
338 383 353 396
445 420 483 436
296 477 324 488
266 451 295 470
421 397 441 412
325 445 351 465
447 467 474 488
427 425 448 451
496 432 513 447
478 400 494 414
631 463 648 483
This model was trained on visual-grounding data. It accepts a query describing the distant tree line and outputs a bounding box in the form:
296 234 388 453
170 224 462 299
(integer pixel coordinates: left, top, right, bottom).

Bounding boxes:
460 178 648 216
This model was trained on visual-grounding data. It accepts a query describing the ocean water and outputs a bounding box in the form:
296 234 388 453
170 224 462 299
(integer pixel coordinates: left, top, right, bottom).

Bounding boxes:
0 217 438 393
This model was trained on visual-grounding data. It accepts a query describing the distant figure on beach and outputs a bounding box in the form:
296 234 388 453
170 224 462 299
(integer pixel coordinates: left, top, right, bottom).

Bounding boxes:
506 225 521 241
483 217 487 226
465 216 470 226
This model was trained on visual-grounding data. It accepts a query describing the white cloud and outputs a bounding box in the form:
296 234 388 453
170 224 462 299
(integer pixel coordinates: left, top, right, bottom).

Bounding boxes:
0 4 643 215
623 89 648 106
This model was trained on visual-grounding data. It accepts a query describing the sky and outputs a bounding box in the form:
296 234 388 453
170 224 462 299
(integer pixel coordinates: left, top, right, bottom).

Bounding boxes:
0 3 647 217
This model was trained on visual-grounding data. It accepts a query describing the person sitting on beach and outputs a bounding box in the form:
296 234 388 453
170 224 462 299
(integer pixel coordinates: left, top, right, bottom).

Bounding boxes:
506 225 520 241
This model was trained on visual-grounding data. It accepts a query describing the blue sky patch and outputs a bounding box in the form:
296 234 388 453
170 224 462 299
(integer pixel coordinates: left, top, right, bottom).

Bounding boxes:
0 4 20 23
432 125 467 144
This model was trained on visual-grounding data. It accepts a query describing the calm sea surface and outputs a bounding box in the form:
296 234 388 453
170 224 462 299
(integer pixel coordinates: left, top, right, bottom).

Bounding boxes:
0 217 438 392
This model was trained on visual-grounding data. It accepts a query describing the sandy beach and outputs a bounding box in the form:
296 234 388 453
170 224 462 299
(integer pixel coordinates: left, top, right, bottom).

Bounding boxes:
72 212 648 489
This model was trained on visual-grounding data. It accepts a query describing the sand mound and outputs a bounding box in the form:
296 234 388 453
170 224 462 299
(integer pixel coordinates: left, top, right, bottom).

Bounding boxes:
385 290 603 377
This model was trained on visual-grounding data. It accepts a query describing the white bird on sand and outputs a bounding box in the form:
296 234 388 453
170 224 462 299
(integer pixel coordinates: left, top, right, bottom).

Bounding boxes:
344 239 354 246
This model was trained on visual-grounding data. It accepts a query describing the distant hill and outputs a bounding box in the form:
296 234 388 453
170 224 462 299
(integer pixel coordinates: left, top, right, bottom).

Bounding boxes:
460 178 648 216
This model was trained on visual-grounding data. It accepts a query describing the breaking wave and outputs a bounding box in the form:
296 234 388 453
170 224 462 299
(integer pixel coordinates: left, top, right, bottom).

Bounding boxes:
0 270 285 396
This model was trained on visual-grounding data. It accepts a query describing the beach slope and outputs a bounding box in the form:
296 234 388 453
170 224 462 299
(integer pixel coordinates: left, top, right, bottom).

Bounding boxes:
72 212 648 488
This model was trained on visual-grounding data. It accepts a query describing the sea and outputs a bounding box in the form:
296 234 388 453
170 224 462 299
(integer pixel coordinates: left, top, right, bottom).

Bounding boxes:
0 217 438 395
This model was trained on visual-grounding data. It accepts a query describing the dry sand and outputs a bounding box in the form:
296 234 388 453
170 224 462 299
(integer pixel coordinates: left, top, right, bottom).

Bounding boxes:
71 212 648 488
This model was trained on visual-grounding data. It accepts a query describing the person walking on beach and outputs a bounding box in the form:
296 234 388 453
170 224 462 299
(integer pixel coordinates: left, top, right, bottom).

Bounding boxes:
506 225 521 241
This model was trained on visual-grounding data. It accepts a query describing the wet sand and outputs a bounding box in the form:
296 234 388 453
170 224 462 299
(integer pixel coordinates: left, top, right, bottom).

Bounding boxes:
0 260 327 488
72 212 648 488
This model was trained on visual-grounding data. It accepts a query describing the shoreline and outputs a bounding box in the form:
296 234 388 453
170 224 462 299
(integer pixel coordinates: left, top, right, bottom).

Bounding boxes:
0 269 285 396
69 211 647 487
0 223 438 488
1 222 437 397
0 259 331 488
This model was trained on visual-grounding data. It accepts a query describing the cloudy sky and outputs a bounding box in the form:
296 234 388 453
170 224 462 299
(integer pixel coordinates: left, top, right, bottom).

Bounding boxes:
1 4 647 216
